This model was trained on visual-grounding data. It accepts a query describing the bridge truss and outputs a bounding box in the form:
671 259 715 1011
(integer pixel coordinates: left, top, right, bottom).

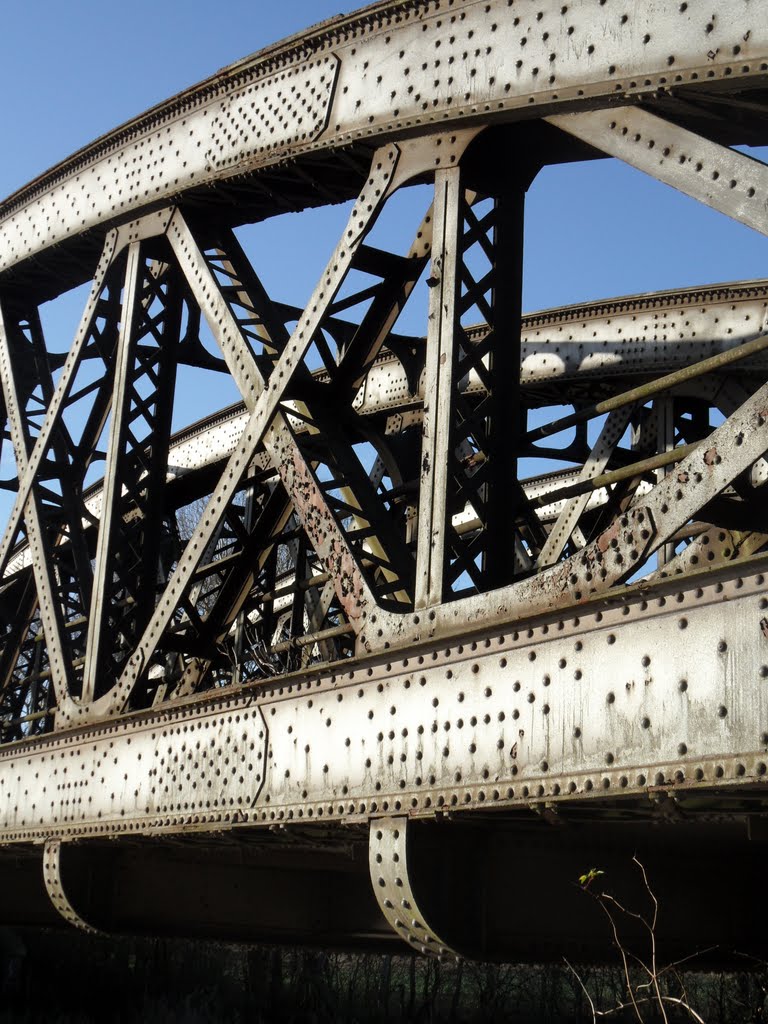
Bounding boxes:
0 0 767 960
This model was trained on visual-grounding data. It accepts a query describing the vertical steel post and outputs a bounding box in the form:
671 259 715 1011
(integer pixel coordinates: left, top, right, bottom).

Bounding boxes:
415 168 462 608
483 185 526 587
82 243 142 704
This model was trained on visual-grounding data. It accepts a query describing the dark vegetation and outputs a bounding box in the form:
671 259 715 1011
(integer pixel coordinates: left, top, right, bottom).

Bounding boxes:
0 927 765 1023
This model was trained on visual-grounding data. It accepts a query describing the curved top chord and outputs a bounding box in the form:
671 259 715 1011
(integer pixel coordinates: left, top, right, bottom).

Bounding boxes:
2 0 768 290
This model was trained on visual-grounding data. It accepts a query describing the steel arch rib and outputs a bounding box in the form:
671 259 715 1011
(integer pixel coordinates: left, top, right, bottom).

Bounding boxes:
2 0 768 278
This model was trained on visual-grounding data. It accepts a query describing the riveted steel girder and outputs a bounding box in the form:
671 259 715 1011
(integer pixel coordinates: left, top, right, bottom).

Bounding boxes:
2 0 768 958
3 0 768 282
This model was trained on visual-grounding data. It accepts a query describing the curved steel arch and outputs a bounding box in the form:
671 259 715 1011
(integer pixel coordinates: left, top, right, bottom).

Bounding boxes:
0 0 767 956
2 0 768 284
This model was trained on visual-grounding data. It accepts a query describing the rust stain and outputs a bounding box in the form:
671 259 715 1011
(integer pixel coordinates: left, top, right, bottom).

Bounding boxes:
282 443 366 628
598 519 620 554
462 451 486 468
703 447 718 466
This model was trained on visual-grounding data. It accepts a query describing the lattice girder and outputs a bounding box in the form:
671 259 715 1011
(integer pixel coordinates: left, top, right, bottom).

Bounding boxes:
1 0 768 959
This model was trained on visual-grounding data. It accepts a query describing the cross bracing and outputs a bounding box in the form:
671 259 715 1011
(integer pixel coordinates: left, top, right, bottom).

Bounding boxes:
0 0 767 958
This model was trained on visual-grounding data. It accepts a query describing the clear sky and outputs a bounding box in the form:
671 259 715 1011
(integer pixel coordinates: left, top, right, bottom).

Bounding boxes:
3 0 767 303
0 2 357 200
1 1 768 440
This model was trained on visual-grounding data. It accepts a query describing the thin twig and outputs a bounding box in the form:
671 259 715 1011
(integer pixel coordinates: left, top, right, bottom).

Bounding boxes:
593 897 645 1023
633 855 668 1024
563 958 597 1023
657 946 719 977
598 895 655 981
583 995 706 1021
660 995 706 1023
576 859 709 1023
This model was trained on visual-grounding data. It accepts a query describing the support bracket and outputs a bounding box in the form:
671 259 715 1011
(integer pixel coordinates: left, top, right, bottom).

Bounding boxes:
369 817 461 961
43 840 101 935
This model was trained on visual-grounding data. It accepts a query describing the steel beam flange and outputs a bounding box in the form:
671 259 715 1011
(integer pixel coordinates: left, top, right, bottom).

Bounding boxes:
369 816 460 961
43 840 101 935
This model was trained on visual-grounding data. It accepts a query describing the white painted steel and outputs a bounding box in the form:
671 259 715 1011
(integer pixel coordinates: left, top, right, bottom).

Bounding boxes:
1 5 768 955
0 562 764 842
2 1 768 276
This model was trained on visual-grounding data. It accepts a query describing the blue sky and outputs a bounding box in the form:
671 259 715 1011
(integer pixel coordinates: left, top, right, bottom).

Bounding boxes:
2 1 768 445
0 2 354 200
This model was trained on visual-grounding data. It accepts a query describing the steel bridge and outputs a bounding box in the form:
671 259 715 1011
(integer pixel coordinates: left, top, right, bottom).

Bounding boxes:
0 0 767 962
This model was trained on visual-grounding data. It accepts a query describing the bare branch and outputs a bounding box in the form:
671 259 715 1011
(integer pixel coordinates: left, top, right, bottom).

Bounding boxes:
592 895 646 1023
657 946 719 977
660 995 706 1023
575 859 709 1024
632 856 667 1024
563 958 597 1023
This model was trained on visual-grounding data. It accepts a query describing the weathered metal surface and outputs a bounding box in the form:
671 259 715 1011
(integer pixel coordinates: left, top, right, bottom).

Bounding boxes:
1 0 768 958
369 818 461 961
4 278 768 585
42 841 100 935
549 106 768 235
415 167 463 609
536 406 636 569
3 1 768 280
0 560 765 843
